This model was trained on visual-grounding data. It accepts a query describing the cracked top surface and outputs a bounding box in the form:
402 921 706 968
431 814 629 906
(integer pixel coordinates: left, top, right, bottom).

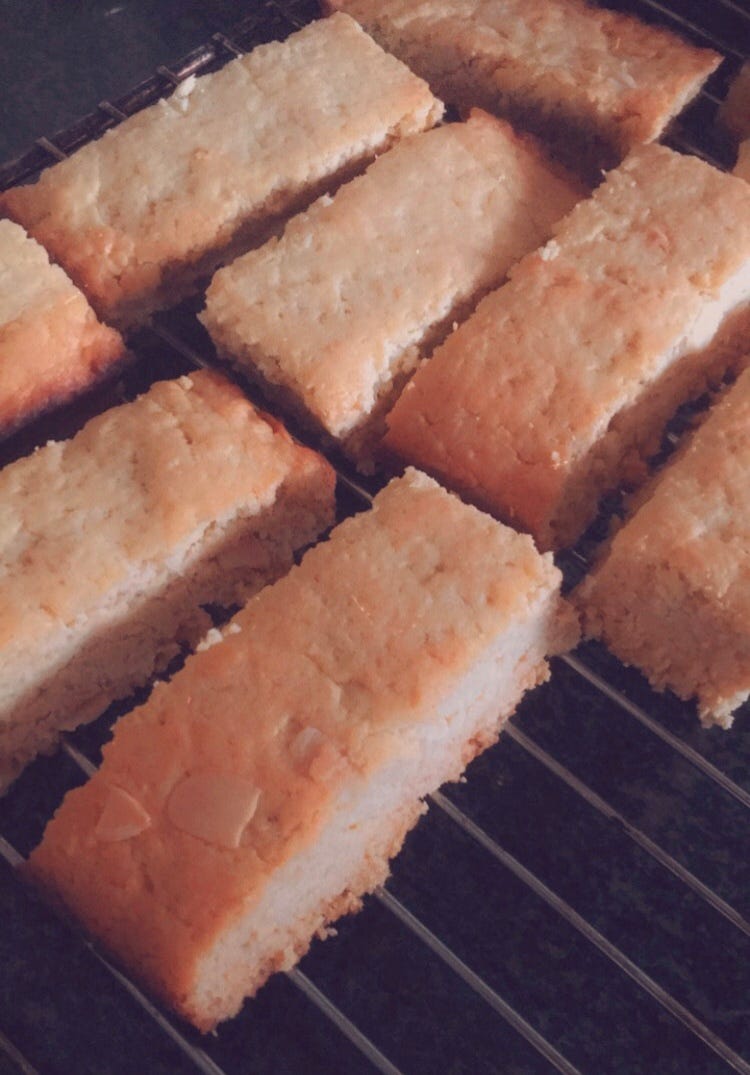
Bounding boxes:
384 145 750 543
27 469 566 1003
0 370 329 651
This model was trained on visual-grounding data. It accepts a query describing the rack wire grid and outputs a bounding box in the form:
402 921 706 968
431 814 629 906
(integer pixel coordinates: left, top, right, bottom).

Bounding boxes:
0 1 749 1073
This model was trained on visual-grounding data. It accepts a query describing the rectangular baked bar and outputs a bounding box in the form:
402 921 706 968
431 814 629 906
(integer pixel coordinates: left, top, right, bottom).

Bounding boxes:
577 365 750 729
325 0 719 176
26 468 578 1031
736 141 750 183
0 370 335 790
0 219 125 435
201 111 583 469
384 144 750 551
0 14 442 328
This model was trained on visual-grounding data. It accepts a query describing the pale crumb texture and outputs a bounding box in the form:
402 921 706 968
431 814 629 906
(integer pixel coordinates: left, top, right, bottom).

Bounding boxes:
0 370 335 790
26 469 578 1031
736 141 750 183
0 14 442 328
385 145 750 551
325 0 719 175
721 63 750 141
578 366 750 729
0 219 124 434
201 111 583 469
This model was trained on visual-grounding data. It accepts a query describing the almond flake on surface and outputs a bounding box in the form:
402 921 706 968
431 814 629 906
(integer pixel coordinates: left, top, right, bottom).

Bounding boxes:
95 785 151 842
167 771 261 849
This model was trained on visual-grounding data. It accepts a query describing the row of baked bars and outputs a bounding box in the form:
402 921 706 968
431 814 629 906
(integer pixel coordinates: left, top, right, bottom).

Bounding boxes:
0 10 577 1036
0 5 739 441
1 5 746 714
193 4 750 731
0 0 749 1038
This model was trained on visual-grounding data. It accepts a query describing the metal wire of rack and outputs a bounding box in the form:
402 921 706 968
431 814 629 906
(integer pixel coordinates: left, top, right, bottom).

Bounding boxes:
0 2 749 1073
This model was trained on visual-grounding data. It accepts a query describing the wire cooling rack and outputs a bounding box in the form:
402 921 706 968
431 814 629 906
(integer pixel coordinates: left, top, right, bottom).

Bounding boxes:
0 2 748 1073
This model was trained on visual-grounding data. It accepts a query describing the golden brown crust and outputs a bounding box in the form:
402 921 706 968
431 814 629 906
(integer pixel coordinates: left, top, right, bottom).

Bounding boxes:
0 371 332 653
26 470 577 1027
0 370 335 787
326 0 719 174
0 15 442 327
0 220 125 434
384 145 750 550
201 110 583 467
577 366 750 728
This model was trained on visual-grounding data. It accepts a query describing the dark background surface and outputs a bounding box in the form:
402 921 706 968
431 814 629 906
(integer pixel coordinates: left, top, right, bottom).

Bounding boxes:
0 1 254 163
0 2 749 1074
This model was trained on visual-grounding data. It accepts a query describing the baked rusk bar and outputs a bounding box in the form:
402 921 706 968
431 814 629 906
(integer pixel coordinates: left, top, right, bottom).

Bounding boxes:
26 468 578 1031
0 371 335 791
0 14 442 329
736 142 750 183
201 111 583 470
0 219 124 435
325 0 719 176
385 144 750 551
578 365 750 729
